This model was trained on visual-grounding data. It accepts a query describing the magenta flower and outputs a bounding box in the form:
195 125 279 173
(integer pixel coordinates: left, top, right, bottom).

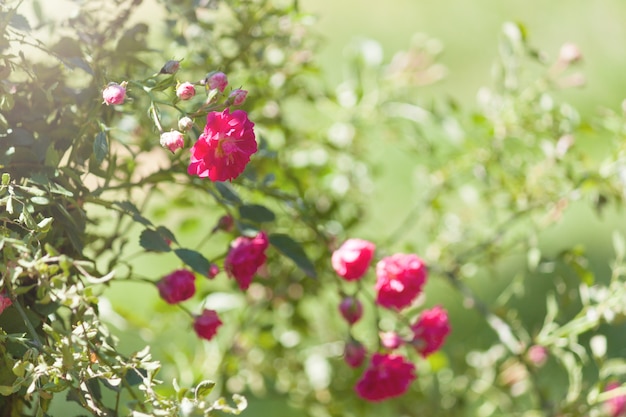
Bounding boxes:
344 339 366 368
605 382 626 417
331 238 376 281
157 269 196 304
224 231 269 290
355 353 416 402
102 82 126 105
410 305 450 357
193 309 223 341
207 263 220 279
375 253 427 310
187 109 257 182
160 130 185 153
176 82 196 100
338 296 363 325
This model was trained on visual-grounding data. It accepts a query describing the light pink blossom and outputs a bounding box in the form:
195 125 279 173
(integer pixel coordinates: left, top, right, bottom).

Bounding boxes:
102 82 126 105
160 130 185 153
228 89 248 106
331 238 376 281
206 71 228 92
176 82 196 100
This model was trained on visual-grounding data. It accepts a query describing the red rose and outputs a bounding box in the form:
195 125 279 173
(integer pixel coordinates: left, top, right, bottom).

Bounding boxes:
375 253 427 310
224 231 269 290
410 305 450 357
157 269 196 304
331 238 376 281
355 353 416 402
193 309 223 341
188 109 257 182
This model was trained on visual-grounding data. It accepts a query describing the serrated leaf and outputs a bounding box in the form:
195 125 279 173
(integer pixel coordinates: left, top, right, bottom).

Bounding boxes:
139 229 171 252
94 132 108 165
269 234 317 278
175 248 210 275
156 225 178 245
194 380 215 400
215 182 241 204
239 204 275 223
114 201 152 226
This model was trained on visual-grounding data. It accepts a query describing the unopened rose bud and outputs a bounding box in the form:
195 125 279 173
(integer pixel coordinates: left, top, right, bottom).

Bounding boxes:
160 59 181 75
178 116 194 132
160 130 185 153
228 89 248 106
215 214 234 232
338 296 363 325
527 345 548 367
204 71 228 92
207 263 220 279
558 42 582 64
102 82 127 106
344 339 366 368
176 82 196 100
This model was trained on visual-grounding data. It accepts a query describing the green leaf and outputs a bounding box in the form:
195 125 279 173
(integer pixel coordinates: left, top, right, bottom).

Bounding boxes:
215 182 242 205
9 14 30 32
93 132 108 166
239 204 276 223
269 234 317 278
139 229 171 252
194 380 216 400
156 226 178 245
114 201 152 226
175 248 210 275
1 173 9 185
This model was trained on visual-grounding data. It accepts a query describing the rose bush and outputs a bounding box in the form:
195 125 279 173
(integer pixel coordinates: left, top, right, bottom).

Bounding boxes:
2 0 626 416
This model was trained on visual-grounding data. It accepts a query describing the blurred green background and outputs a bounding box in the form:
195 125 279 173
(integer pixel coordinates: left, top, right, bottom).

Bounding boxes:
42 0 626 414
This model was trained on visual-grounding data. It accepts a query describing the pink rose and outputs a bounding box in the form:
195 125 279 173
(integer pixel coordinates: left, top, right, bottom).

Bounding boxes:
102 82 126 105
344 339 366 368
338 296 363 325
355 353 416 402
193 309 223 341
0 293 12 315
605 382 626 417
224 231 269 290
410 305 450 357
157 269 196 304
380 331 404 350
331 238 376 281
375 253 427 310
187 109 257 182
206 71 228 92
160 130 185 153
228 89 248 106
176 82 196 100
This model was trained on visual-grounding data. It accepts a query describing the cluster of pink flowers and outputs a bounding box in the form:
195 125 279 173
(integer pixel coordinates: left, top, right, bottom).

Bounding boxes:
102 67 253 183
331 238 451 402
155 230 269 342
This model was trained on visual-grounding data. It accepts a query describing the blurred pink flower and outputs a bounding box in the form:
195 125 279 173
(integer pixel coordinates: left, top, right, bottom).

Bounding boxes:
207 263 220 279
176 82 196 100
206 71 228 92
355 353 416 402
187 109 257 182
331 238 376 281
193 309 223 341
228 89 248 106
338 296 363 325
157 269 196 304
605 382 626 417
410 305 450 357
344 339 366 368
375 253 427 310
527 345 548 367
160 130 185 153
102 82 126 105
224 231 269 290
380 331 404 350
0 293 12 315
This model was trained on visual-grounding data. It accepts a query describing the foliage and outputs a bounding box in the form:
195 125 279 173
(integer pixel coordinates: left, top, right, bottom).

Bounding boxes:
2 0 626 416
